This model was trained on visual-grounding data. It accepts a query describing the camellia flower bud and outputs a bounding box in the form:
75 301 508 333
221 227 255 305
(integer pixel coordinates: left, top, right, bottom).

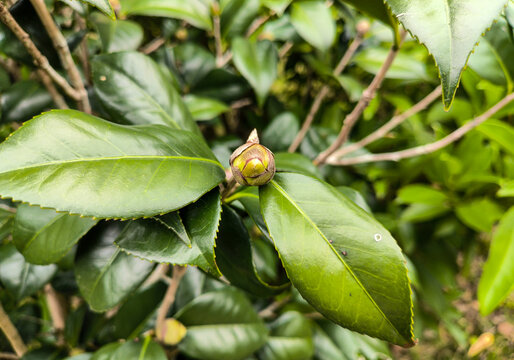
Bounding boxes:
230 129 276 186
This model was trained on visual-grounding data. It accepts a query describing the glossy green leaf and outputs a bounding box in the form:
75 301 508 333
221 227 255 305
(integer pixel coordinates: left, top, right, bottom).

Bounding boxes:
220 0 261 39
260 172 414 346
175 288 269 360
455 198 503 233
258 311 314 360
81 0 115 19
232 38 277 107
192 68 251 103
261 0 291 15
215 205 289 296
116 189 222 277
274 153 322 179
478 207 514 315
75 222 155 312
13 204 97 265
336 187 371 214
396 184 448 205
354 48 430 81
467 38 512 87
401 203 450 223
497 180 514 198
92 51 199 134
0 80 53 124
0 243 57 302
92 339 166 360
0 207 14 241
154 211 191 247
477 119 514 155
290 1 336 52
339 0 395 28
110 281 167 340
0 110 225 219
120 0 212 29
183 95 229 121
173 43 216 87
91 13 144 53
384 0 508 109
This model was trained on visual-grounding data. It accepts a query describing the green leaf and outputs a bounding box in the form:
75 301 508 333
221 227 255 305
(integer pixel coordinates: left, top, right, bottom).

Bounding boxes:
258 311 314 360
339 0 395 28
478 207 514 315
455 198 503 233
384 0 508 109
0 110 225 219
220 0 261 39
13 204 97 265
261 113 299 152
401 203 450 223
215 205 289 296
274 153 322 179
109 281 167 340
477 119 514 155
0 243 57 302
91 13 144 53
396 184 448 205
116 189 222 277
154 211 191 247
0 80 53 124
175 288 269 360
290 0 336 52
232 38 277 107
0 207 14 241
467 38 512 87
119 0 212 30
92 339 166 360
183 95 229 121
80 0 115 19
353 47 430 81
75 222 155 312
260 172 414 346
336 187 372 214
92 51 199 134
497 179 514 198
262 0 292 15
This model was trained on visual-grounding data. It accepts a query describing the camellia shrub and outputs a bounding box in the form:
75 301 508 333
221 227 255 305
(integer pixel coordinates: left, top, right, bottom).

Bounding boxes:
0 0 513 359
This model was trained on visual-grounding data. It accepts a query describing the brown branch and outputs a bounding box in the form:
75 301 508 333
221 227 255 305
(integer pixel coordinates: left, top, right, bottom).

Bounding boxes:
328 92 514 166
0 352 19 360
140 37 166 55
0 302 27 357
0 3 80 101
258 295 291 319
278 41 293 58
74 12 90 85
212 1 224 68
245 14 271 38
29 0 90 113
288 29 366 153
37 69 68 109
0 57 20 80
328 85 442 161
156 266 187 339
314 31 407 165
44 284 67 341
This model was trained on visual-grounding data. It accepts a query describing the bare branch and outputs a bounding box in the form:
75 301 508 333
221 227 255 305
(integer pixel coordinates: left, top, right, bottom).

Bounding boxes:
0 302 27 357
44 284 67 345
288 28 366 153
314 31 407 165
141 37 166 55
0 352 19 360
258 295 291 319
30 0 91 113
0 57 20 80
0 3 80 101
328 85 442 161
328 92 514 166
156 266 187 340
37 69 68 109
278 41 293 58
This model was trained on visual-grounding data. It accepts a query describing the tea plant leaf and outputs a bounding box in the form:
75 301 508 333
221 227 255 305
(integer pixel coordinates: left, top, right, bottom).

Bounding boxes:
75 222 155 312
116 189 222 277
155 211 192 247
175 288 269 360
0 110 225 219
80 0 115 19
13 204 97 265
384 0 508 109
260 172 414 346
290 0 336 52
478 207 514 315
92 51 199 134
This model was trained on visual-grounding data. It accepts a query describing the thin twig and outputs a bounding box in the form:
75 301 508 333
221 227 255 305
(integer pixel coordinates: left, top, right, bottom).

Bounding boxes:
140 37 166 55
314 31 407 165
212 2 224 68
37 69 68 109
245 14 271 38
156 266 187 340
328 85 442 161
288 31 366 153
74 12 90 85
0 3 80 101
258 295 291 319
30 0 90 113
44 284 66 343
0 352 19 360
0 57 20 80
328 92 514 166
230 98 252 109
278 41 293 58
0 302 27 357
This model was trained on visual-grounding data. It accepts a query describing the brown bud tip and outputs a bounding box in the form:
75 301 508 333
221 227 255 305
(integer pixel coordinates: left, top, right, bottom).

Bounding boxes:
356 20 370 36
229 130 275 186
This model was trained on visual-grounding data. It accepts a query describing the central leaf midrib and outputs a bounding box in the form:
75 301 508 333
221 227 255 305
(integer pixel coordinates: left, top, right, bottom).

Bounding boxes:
269 180 405 341
0 155 224 175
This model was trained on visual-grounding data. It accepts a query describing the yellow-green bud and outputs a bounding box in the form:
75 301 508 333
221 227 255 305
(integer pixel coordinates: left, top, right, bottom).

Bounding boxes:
230 129 276 186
